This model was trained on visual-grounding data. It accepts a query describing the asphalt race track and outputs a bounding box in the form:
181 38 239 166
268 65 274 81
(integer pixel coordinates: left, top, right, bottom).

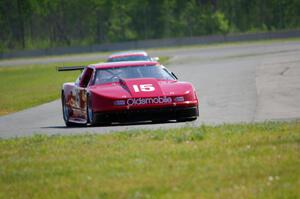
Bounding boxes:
1 40 300 138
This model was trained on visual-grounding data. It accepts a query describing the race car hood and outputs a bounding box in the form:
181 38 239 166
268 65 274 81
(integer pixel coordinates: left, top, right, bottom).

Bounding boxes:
89 78 193 99
120 78 164 98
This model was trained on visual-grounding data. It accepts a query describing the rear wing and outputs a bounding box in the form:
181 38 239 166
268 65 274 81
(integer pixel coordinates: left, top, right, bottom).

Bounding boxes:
57 66 85 71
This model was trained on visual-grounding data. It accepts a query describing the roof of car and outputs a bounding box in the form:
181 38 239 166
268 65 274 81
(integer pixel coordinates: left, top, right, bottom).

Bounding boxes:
91 61 159 69
108 50 148 59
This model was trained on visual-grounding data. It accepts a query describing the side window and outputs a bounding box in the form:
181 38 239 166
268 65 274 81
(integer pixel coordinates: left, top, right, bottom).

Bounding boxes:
75 72 83 85
79 67 94 87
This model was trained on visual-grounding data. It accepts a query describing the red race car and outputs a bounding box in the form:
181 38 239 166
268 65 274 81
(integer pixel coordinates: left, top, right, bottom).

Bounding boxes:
107 50 159 62
58 61 198 126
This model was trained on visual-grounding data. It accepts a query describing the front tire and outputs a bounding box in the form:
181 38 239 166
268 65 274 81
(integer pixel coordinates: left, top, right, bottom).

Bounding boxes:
62 92 78 127
87 94 111 126
87 95 97 126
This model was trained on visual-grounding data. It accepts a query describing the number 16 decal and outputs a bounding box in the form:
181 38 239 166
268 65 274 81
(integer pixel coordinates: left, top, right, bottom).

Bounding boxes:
133 84 155 92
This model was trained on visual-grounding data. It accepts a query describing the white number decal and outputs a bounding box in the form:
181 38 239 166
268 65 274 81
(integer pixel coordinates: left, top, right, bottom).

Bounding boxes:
133 85 140 92
140 84 155 92
133 84 155 92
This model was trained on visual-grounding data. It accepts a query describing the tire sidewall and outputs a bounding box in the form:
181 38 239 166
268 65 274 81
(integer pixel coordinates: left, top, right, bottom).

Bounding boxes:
62 93 69 122
87 94 95 125
62 91 77 127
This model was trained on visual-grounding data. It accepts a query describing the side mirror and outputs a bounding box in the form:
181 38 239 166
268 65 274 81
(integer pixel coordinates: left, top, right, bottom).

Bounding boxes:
171 72 178 80
152 57 160 61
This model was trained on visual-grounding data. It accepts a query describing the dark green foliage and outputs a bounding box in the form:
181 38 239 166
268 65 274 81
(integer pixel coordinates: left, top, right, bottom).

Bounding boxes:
0 0 299 52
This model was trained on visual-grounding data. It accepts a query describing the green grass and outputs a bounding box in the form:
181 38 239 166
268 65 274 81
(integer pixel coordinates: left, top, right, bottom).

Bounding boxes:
0 63 84 115
157 56 169 65
0 57 170 115
0 121 299 198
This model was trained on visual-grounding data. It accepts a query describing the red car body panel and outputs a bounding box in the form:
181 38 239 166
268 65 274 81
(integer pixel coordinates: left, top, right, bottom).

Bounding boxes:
107 51 151 62
109 53 146 59
95 61 157 69
61 61 199 125
108 51 148 59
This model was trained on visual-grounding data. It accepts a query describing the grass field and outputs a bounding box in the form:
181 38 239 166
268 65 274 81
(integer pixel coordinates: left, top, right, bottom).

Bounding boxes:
0 121 299 198
0 57 169 116
0 63 83 115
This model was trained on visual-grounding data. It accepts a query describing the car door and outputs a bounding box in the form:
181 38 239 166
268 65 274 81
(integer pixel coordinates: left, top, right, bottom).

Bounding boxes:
74 67 94 118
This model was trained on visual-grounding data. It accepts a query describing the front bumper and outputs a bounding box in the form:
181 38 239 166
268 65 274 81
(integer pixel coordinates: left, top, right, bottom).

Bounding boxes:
94 106 199 123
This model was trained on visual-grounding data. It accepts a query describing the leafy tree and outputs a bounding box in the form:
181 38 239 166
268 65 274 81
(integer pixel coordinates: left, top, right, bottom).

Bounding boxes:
107 1 136 42
0 0 299 52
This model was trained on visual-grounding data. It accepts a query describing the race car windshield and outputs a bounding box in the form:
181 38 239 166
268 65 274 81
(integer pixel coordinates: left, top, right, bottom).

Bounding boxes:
94 65 175 85
107 56 151 62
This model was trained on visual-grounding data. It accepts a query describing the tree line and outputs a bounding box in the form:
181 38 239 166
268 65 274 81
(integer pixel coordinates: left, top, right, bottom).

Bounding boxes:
0 0 299 52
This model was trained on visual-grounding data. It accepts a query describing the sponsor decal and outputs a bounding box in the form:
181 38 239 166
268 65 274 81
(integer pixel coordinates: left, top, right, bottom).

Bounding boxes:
127 96 172 105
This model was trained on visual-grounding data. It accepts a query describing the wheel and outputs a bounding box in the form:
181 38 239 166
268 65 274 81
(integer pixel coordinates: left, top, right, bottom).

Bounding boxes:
177 117 197 122
87 94 111 126
87 95 97 126
62 92 78 127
